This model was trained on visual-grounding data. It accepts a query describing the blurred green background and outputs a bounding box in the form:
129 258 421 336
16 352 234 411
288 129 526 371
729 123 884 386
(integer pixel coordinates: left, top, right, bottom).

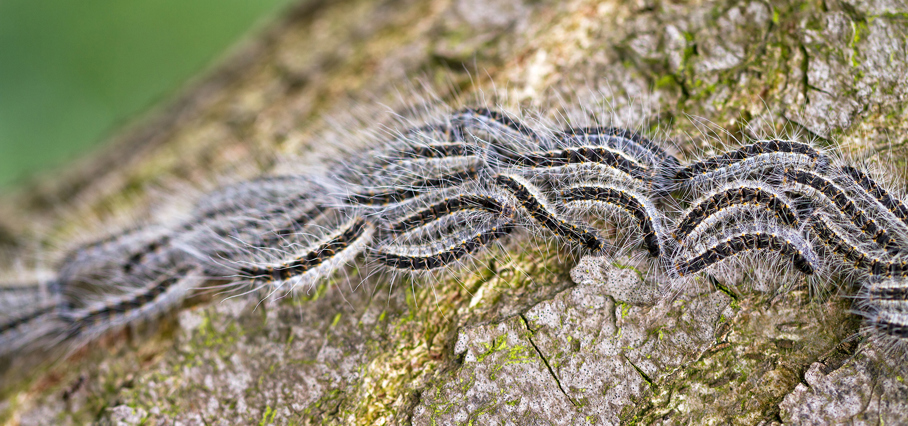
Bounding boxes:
0 0 296 189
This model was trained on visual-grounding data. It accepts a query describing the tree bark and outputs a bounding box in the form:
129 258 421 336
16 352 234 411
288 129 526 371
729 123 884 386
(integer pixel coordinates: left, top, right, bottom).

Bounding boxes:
2 0 907 424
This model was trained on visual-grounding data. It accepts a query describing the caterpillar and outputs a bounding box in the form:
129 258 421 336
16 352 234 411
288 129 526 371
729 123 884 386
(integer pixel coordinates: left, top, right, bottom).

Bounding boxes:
385 193 511 235
234 216 374 288
493 173 607 252
672 227 819 277
373 218 515 270
674 139 829 193
556 127 679 172
344 168 480 206
781 168 904 255
3 103 908 393
673 182 799 243
558 183 664 256
62 264 199 338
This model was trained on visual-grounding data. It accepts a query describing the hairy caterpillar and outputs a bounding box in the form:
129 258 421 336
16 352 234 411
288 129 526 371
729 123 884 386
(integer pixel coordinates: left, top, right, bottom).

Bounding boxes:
2 102 908 391
671 226 819 277
781 168 904 255
234 216 374 287
842 166 908 217
493 173 607 252
672 182 799 244
558 183 664 256
373 218 515 270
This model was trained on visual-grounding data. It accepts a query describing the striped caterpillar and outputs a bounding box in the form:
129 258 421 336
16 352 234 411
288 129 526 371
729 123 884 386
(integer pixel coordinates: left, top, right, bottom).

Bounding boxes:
2 104 907 379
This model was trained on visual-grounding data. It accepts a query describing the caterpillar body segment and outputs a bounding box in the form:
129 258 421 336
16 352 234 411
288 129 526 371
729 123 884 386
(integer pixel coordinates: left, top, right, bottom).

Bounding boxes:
192 175 318 220
372 183 518 272
333 126 488 210
396 123 466 146
364 157 484 192
450 107 542 145
178 194 331 261
671 227 818 278
673 140 829 193
373 217 515 271
842 166 908 221
555 127 680 194
855 276 908 352
59 176 329 292
343 124 483 180
673 182 799 244
494 145 652 189
558 183 665 257
675 139 828 180
343 167 481 206
0 278 51 300
0 300 59 338
864 276 908 308
493 173 607 252
56 226 178 299
384 193 513 235
390 141 480 161
60 264 202 343
867 310 908 340
782 168 904 255
556 127 678 170
378 123 479 165
337 142 486 209
841 165 908 231
0 300 64 357
231 217 375 293
808 213 883 273
56 225 144 271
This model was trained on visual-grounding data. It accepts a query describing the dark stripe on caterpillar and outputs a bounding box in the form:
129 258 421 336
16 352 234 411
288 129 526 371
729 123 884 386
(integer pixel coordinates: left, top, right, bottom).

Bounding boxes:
256 205 328 245
238 217 370 283
674 231 816 276
58 226 146 268
870 314 908 339
0 283 45 294
0 304 57 335
133 196 327 273
557 127 680 172
494 174 606 251
373 221 515 270
675 140 826 181
57 226 148 274
558 185 661 256
784 168 902 255
192 175 310 216
842 166 908 227
122 236 171 274
391 142 481 160
376 125 479 171
401 124 465 143
808 215 908 276
345 168 479 206
673 184 799 243
451 107 541 143
499 146 651 183
868 285 908 301
386 194 511 235
809 214 878 271
66 267 192 331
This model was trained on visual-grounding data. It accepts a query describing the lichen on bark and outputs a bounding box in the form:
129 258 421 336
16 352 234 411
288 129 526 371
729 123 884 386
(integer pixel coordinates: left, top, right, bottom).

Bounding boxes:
2 0 908 424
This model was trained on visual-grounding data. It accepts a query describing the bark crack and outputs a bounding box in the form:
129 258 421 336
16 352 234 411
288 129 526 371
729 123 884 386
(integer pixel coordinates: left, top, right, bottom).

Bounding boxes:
519 314 578 407
623 354 657 390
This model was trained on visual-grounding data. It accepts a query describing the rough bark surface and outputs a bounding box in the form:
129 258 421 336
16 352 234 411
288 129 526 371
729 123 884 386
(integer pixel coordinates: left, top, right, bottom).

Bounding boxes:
1 0 907 424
